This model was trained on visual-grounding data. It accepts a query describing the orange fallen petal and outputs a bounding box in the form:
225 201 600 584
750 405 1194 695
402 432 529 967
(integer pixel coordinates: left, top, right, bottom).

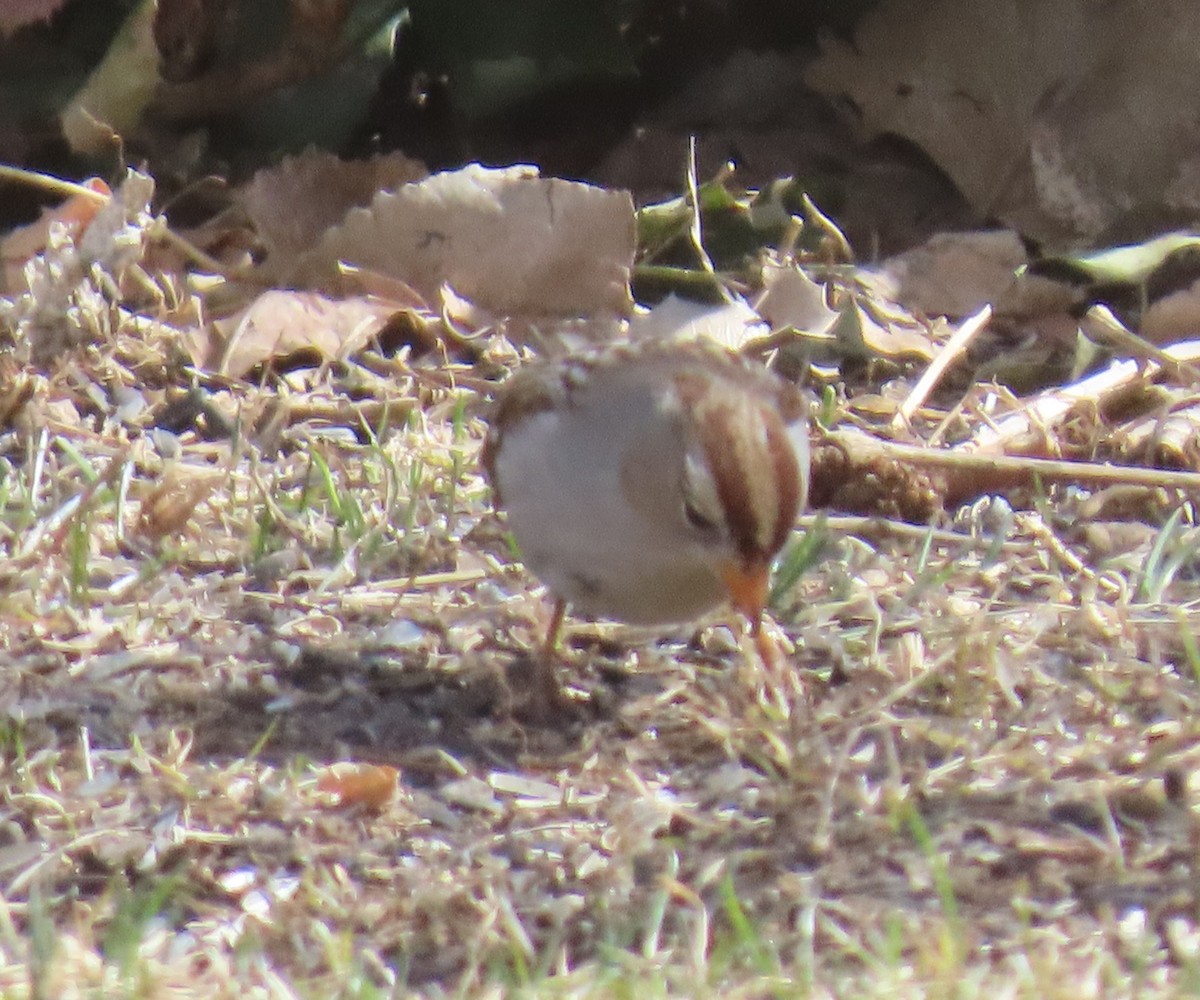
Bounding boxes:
1 177 112 292
56 177 112 234
317 764 399 810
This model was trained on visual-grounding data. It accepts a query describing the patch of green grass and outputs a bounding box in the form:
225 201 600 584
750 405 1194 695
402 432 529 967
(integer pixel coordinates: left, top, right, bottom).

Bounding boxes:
1137 507 1200 604
26 884 56 1000
101 871 185 983
769 513 827 609
1174 609 1200 686
0 455 34 533
55 437 99 484
0 717 29 775
250 499 279 561
443 394 469 530
307 448 368 550
67 510 90 605
308 926 395 1000
400 451 426 536
902 527 961 608
816 384 838 429
244 716 280 763
712 872 783 990
897 797 965 971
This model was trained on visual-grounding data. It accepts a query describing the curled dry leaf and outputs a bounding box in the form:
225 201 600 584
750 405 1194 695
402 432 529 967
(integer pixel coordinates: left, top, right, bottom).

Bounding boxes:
627 294 766 351
316 764 399 810
754 261 938 363
238 147 428 280
806 0 1200 244
879 230 1026 319
297 164 636 319
138 472 218 540
183 290 396 378
828 293 938 363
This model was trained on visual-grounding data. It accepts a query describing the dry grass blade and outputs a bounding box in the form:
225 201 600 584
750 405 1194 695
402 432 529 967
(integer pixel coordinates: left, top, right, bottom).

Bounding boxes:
964 338 1200 456
894 303 992 429
5 161 1200 999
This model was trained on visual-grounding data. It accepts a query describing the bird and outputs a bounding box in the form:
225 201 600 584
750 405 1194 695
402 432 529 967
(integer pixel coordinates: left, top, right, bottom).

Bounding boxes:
482 337 810 716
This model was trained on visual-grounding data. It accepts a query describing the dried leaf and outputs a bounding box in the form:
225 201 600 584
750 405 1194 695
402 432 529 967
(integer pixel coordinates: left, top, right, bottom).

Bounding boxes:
830 294 937 363
298 164 636 317
805 0 1076 235
806 0 1200 244
880 230 1026 318
756 263 839 335
184 290 395 377
627 294 766 351
239 147 428 279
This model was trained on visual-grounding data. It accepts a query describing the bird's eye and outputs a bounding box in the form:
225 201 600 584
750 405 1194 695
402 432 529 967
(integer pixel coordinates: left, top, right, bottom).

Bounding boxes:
681 457 725 539
683 498 720 535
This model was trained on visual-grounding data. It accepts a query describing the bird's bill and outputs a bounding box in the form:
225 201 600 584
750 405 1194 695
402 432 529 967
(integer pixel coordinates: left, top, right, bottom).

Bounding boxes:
720 559 770 636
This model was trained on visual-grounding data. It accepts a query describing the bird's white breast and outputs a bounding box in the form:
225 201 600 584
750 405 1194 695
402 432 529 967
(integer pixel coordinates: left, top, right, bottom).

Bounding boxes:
493 383 726 623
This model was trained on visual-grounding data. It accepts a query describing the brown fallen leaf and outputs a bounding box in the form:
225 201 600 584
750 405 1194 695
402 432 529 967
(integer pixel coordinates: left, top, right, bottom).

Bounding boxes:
807 0 1200 244
297 164 636 319
138 472 218 540
182 289 396 378
238 147 428 280
879 230 1026 319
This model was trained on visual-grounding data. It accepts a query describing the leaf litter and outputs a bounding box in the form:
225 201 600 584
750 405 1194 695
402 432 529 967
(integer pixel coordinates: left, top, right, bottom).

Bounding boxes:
1 159 1200 997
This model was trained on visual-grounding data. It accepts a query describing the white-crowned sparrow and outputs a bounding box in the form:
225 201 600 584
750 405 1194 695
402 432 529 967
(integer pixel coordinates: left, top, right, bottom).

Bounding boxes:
483 338 810 712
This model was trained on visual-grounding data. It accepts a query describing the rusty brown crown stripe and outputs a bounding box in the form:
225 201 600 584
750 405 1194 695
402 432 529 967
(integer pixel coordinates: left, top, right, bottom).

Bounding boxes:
765 414 802 555
674 366 795 563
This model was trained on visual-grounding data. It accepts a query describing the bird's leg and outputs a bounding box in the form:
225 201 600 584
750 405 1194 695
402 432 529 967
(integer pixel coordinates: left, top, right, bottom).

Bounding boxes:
525 597 575 721
745 612 807 715
541 596 566 658
722 560 783 675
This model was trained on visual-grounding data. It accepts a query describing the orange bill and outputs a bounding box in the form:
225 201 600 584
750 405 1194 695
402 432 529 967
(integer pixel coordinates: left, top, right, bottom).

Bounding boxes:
720 559 770 636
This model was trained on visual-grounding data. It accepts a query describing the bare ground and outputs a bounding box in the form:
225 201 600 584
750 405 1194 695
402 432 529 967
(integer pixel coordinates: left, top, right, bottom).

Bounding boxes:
2 342 1200 999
